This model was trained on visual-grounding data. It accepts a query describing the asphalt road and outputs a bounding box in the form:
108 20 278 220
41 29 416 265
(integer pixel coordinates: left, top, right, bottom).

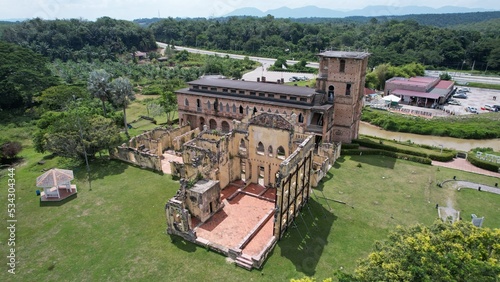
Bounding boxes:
157 42 500 86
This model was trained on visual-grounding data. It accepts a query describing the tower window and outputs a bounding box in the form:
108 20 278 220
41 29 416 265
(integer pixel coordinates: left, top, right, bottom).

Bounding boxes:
328 85 334 102
346 83 351 96
340 59 346 73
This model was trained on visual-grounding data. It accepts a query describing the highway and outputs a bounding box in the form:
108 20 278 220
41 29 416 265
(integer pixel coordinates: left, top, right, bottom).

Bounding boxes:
157 42 499 85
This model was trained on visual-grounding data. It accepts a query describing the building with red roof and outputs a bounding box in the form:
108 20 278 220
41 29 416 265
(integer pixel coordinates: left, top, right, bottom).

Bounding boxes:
384 76 454 107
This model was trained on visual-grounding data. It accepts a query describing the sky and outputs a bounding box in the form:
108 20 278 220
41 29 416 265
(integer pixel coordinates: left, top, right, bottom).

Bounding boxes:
1 0 499 21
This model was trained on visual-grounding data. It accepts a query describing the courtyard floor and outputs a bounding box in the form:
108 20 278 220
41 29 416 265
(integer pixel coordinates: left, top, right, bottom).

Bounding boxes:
194 183 276 259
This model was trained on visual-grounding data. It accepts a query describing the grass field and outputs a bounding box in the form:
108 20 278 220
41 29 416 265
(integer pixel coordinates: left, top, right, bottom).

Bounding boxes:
2 148 499 281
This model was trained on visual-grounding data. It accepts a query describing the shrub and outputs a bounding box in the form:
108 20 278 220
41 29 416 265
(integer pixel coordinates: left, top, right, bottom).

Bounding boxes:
1 141 22 160
467 153 500 173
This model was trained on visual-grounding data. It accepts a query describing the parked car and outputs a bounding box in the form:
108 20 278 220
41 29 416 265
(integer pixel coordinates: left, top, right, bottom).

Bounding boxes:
447 99 461 105
466 106 478 113
457 87 470 92
484 104 495 111
453 93 468 99
493 105 500 111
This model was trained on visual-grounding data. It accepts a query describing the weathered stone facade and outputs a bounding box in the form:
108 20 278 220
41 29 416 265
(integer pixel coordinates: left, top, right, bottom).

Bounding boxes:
110 125 199 171
176 51 370 145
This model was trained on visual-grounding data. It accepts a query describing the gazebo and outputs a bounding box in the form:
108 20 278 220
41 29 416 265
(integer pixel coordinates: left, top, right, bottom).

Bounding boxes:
37 168 77 201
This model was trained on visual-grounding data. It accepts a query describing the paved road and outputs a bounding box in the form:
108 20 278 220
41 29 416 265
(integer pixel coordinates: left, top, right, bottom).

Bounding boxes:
157 42 500 87
156 42 319 69
444 180 500 194
425 70 500 85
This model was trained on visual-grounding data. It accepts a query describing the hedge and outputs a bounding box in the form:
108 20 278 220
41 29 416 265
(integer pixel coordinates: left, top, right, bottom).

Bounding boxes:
341 143 360 149
467 153 500 173
352 138 454 162
341 149 432 165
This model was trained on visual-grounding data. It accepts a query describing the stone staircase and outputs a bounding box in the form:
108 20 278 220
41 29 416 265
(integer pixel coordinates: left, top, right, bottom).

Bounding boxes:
235 253 254 270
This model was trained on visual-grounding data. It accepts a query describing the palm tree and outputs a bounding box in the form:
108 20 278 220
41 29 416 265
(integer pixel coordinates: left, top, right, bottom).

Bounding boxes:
87 69 111 116
111 77 135 137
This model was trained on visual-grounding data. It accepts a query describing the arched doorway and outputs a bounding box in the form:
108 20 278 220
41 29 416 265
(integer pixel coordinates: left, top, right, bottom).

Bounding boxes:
199 117 205 130
209 119 217 130
221 121 230 133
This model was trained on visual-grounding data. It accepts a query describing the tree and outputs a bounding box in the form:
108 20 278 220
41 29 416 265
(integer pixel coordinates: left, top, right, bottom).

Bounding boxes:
36 85 89 112
88 69 111 116
0 141 22 162
440 72 453 80
160 86 178 125
111 77 135 137
338 221 500 282
33 104 120 160
0 41 58 110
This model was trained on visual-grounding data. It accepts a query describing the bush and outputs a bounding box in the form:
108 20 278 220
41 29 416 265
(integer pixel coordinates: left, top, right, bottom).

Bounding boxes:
341 149 432 165
352 138 453 162
341 143 359 149
467 153 500 173
1 141 22 161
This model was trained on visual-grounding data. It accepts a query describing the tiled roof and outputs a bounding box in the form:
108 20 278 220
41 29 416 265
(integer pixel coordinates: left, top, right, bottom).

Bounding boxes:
318 51 371 59
188 78 317 97
36 168 74 187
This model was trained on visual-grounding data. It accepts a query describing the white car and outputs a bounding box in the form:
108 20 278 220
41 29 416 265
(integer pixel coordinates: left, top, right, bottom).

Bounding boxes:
466 106 478 113
484 104 495 111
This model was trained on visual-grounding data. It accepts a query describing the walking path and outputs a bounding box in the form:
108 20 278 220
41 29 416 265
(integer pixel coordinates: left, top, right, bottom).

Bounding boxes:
432 158 500 177
441 180 500 195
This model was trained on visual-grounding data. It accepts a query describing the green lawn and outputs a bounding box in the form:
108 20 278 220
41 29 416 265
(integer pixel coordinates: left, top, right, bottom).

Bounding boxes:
2 149 499 281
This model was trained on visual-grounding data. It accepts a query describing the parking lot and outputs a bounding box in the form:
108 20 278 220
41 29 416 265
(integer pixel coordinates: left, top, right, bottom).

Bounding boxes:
441 87 500 115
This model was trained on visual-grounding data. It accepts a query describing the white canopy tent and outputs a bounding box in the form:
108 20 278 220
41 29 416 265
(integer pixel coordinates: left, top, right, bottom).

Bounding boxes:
382 94 401 102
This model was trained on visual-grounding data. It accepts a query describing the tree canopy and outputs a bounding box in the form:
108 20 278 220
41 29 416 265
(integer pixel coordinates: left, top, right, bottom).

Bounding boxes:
148 16 500 71
0 41 58 110
338 221 500 282
2 17 157 62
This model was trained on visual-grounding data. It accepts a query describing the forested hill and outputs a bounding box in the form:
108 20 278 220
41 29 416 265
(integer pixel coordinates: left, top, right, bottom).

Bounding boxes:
1 17 157 62
135 11 500 28
148 16 500 71
374 11 500 28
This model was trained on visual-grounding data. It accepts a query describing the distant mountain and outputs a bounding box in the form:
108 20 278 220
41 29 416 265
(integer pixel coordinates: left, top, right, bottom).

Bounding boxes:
224 5 493 18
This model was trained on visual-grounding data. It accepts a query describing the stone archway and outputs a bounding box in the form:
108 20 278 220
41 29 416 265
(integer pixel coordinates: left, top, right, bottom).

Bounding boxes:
209 119 217 130
199 117 205 130
221 121 230 133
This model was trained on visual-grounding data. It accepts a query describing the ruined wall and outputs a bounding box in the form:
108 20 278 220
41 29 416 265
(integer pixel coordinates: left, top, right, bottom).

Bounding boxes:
247 125 291 186
274 135 315 239
185 180 221 222
110 147 162 171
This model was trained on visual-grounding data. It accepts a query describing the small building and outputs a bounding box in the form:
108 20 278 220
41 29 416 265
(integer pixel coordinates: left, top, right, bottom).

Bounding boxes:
36 168 77 202
384 76 454 107
185 179 221 223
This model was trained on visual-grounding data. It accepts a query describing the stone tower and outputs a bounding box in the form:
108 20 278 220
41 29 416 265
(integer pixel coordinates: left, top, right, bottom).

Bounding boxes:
315 51 370 143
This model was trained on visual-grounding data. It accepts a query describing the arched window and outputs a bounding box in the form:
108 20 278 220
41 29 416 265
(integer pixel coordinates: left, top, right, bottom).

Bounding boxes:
219 102 223 111
253 107 257 114
221 121 230 133
209 119 217 130
184 98 189 106
232 104 237 113
226 103 230 112
246 106 250 115
277 146 286 160
298 113 304 123
239 105 243 114
328 85 334 102
268 146 273 157
257 142 265 155
207 100 211 110
196 99 201 108
239 139 246 149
